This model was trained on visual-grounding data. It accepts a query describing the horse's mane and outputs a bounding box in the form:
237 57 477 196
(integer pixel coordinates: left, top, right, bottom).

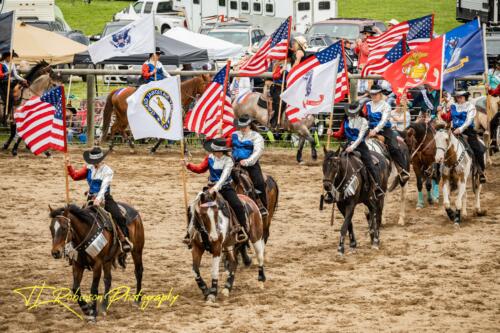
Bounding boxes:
24 60 50 84
50 205 96 225
408 122 432 140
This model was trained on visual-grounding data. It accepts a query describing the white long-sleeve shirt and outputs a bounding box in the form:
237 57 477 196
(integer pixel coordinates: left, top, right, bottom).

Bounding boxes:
1 61 24 81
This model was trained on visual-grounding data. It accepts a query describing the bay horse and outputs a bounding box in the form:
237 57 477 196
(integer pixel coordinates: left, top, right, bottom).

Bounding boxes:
366 136 410 225
101 75 211 150
188 190 266 303
322 146 390 254
434 125 486 226
405 122 440 209
49 204 144 321
233 83 318 163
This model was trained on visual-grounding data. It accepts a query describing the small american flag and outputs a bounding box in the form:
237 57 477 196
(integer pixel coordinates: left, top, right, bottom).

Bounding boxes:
14 86 67 155
285 41 348 123
238 17 291 76
361 37 410 76
184 64 234 139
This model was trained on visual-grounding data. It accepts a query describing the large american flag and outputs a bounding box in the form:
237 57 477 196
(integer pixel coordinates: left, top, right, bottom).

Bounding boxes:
184 64 234 139
361 37 410 76
238 17 291 76
362 14 434 77
14 86 67 155
285 41 348 123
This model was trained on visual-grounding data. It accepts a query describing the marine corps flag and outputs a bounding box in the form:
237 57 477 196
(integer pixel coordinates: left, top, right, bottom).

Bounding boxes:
126 76 184 140
383 36 444 96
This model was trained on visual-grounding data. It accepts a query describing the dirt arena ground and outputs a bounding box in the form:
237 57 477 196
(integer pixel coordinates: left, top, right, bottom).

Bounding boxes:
0 146 499 332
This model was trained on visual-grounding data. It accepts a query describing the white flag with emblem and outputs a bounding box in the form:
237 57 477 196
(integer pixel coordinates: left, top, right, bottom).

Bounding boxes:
281 57 339 118
126 76 183 140
88 15 155 64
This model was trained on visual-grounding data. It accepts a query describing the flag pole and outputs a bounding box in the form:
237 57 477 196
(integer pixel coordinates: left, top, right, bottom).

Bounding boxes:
177 75 189 225
277 16 292 127
481 20 492 162
61 86 70 205
4 16 15 126
218 60 231 137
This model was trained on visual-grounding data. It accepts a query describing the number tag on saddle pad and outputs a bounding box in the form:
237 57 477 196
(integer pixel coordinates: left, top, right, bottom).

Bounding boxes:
85 230 108 258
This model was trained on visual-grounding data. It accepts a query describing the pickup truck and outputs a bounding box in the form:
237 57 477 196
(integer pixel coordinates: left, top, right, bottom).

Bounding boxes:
113 0 186 33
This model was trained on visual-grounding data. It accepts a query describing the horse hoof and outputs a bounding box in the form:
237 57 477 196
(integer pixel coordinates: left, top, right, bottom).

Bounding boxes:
398 217 405 226
474 209 487 217
258 281 265 290
86 316 97 323
206 294 216 303
337 247 344 256
149 150 156 155
372 245 380 250
221 288 230 297
445 208 456 221
453 222 460 228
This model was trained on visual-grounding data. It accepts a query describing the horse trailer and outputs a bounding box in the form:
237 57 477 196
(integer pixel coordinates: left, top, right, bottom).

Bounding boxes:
456 0 499 23
175 0 338 34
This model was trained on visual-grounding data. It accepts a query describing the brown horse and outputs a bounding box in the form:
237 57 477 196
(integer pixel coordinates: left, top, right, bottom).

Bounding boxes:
101 74 211 149
188 190 266 303
49 204 144 321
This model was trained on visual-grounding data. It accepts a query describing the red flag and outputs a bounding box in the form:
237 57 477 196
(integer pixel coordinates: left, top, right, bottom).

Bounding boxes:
383 36 443 96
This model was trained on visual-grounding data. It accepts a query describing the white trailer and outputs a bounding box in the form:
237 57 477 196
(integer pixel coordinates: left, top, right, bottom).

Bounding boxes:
1 0 56 21
177 0 337 34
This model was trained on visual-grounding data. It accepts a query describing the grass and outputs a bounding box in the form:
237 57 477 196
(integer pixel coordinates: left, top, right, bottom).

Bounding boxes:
338 0 458 33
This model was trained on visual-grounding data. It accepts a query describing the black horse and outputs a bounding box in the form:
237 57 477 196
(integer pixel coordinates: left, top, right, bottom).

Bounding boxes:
322 146 390 254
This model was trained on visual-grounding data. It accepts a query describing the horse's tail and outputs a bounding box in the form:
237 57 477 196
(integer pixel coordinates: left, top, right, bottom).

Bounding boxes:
264 175 279 244
101 90 116 143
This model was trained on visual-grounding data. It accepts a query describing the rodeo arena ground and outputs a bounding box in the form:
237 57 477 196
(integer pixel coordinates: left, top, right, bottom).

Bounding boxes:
1 0 500 332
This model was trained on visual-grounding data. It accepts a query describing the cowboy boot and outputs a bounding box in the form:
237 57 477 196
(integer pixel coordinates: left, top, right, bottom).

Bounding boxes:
115 225 132 253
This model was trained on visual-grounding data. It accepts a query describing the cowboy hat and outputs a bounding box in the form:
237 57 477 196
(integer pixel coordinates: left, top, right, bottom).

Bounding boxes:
346 98 369 116
155 47 165 55
452 90 470 97
385 19 400 26
369 84 383 94
1 50 19 60
83 146 109 165
203 138 231 152
234 115 252 128
292 35 309 50
360 26 376 35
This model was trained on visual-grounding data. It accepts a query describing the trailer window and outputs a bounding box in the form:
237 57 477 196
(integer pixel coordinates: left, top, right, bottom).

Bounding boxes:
298 2 311 11
318 1 330 10
230 1 237 10
193 0 200 4
241 1 250 12
219 0 226 7
252 1 262 14
265 2 275 16
144 2 153 14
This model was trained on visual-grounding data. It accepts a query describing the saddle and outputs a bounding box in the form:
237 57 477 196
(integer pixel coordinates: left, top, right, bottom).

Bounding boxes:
351 150 381 165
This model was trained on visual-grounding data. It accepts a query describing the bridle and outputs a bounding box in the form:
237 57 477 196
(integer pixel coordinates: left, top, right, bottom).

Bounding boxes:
53 213 98 258
323 152 353 195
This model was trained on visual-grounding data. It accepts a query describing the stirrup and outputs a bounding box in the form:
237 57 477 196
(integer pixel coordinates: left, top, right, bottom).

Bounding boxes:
236 229 248 243
479 173 487 184
121 237 132 252
375 186 385 198
259 206 268 217
399 170 410 182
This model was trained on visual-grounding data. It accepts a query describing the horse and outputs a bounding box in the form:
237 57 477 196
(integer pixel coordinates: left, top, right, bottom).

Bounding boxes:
101 74 211 150
2 61 61 156
472 95 500 162
434 125 486 226
233 82 318 163
405 122 440 210
188 190 266 303
49 204 144 321
322 146 390 254
365 135 410 225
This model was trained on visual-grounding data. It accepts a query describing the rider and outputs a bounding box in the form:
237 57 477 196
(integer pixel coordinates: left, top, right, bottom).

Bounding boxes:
66 147 131 252
366 84 410 182
442 90 486 183
402 84 440 121
184 138 248 240
141 47 168 83
230 115 268 217
0 51 27 120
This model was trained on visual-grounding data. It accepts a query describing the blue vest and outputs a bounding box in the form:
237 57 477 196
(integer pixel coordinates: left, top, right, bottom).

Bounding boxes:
86 169 110 195
344 119 360 142
232 133 254 162
207 156 232 183
143 63 165 83
451 104 473 129
367 103 391 129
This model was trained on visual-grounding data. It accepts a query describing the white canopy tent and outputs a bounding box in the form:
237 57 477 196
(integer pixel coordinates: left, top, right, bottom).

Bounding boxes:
163 27 245 61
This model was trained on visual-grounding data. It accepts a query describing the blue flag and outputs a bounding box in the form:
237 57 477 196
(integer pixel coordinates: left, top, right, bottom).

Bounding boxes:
442 19 485 92
0 11 14 54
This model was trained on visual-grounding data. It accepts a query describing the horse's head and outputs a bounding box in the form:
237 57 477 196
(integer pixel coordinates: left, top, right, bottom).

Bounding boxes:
194 191 220 242
322 146 341 193
48 205 70 259
434 125 451 164
196 74 211 95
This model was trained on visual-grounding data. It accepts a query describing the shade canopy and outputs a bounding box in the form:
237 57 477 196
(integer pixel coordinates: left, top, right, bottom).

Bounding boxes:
73 34 209 66
163 27 245 60
13 22 88 64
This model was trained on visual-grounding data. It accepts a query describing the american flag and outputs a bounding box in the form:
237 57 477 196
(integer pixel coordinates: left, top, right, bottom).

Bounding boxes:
184 64 234 139
285 41 348 123
14 86 67 155
362 14 434 77
361 37 410 76
238 17 291 76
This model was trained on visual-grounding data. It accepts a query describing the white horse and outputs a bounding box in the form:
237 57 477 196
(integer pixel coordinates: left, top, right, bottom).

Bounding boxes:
434 127 485 226
366 138 409 226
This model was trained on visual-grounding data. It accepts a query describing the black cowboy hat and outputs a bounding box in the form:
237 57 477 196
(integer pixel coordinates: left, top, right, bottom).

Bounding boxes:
203 138 231 152
360 26 376 35
1 50 19 59
346 97 369 116
234 115 252 128
155 47 164 55
83 146 109 165
369 84 383 94
452 90 470 97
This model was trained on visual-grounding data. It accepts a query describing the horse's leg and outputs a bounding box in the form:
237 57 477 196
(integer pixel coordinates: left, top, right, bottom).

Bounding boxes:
192 245 209 298
432 163 440 201
12 137 22 157
296 136 305 163
131 246 144 304
206 253 221 303
454 179 467 226
416 171 424 209
307 134 318 161
150 139 164 154
102 262 112 314
222 249 237 297
72 264 90 316
2 123 16 150
398 184 407 226
348 217 357 250
239 243 252 267
88 264 102 321
425 176 433 205
251 238 266 284
442 178 454 221
474 180 484 216
122 130 134 151
338 202 354 255
373 199 383 249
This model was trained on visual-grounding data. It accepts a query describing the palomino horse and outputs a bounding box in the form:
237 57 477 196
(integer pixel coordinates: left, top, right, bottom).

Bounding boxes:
434 125 486 226
405 122 440 209
3 61 61 156
473 95 500 162
322 147 390 254
188 191 266 302
233 82 318 163
49 204 144 321
101 74 211 149
366 136 410 225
